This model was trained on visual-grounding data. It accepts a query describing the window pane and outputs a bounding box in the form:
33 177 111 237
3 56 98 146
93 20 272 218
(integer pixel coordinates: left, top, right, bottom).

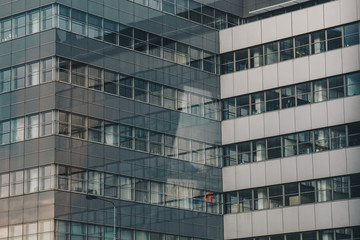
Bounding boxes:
238 142 251 164
313 79 328 102
104 71 118 95
269 185 283 208
344 22 359 47
235 49 248 71
105 123 119 146
27 61 40 86
295 35 309 58
24 168 39 193
314 128 329 152
264 42 278 65
11 65 25 90
0 18 12 42
296 82 311 106
252 139 265 162
239 189 252 212
298 131 313 155
12 14 25 38
71 114 86 139
254 187 267 210
71 62 86 86
41 6 53 30
348 122 360 147
88 118 102 143
333 176 349 200
350 174 360 198
222 98 235 120
224 192 238 213
0 68 10 93
236 95 250 117
150 83 163 108
266 89 280 112
250 46 263 68
279 38 294 61
317 179 332 202
330 125 346 149
283 134 297 157
311 30 325 54
251 92 264 114
26 114 39 139
327 27 342 51
285 183 299 206
281 86 295 109
0 120 10 145
346 72 360 96
27 10 40 34
267 136 281 159
300 181 315 204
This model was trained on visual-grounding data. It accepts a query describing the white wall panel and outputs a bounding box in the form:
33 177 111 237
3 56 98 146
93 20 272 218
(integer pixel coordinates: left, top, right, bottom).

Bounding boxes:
309 53 326 80
236 164 251 190
248 68 263 93
324 1 341 28
344 95 360 123
220 28 233 53
221 74 234 99
233 71 249 96
264 111 280 137
325 49 343 77
281 156 298 183
222 120 235 144
237 213 253 238
265 159 281 185
224 214 237 239
261 17 277 43
278 60 294 87
292 8 308 36
346 146 360 174
234 116 250 142
232 24 247 51
293 57 310 84
279 108 295 134
263 64 278 90
246 21 262 47
342 45 360 73
276 13 292 39
349 199 360 225
250 161 266 188
314 202 333 229
311 102 328 129
327 99 345 126
307 5 324 32
312 151 330 179
329 149 347 176
332 201 350 227
299 205 316 231
267 209 283 235
295 105 312 132
340 0 358 24
283 206 300 233
252 211 268 236
297 154 314 181
249 114 265 140
223 167 236 192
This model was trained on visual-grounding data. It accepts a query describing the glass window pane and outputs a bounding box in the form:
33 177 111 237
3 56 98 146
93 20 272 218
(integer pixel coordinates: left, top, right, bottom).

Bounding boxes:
296 82 311 106
27 61 40 86
314 128 329 152
281 86 295 109
235 49 248 71
71 114 86 139
330 125 346 149
327 27 342 51
269 185 283 208
333 176 349 200
26 114 39 139
0 68 11 93
105 123 119 146
283 134 297 157
0 120 10 145
236 95 249 117
298 131 313 155
252 139 265 162
295 35 309 58
350 174 360 198
104 71 118 95
344 22 359 47
264 42 278 65
238 141 251 164
329 75 344 99
280 38 294 61
266 89 280 112
250 46 263 68
254 187 268 210
71 62 86 86
12 14 25 38
239 189 252 212
300 181 315 204
285 183 299 206
11 65 25 90
251 92 264 114
0 18 12 42
317 179 332 202
313 79 328 102
348 122 360 147
311 30 325 54
222 98 235 120
267 136 281 159
41 6 53 30
27 10 40 34
346 72 360 96
224 192 238 213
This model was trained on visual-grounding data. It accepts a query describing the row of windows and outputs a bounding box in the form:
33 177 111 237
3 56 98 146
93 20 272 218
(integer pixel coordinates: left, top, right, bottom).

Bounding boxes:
224 174 360 214
56 164 221 214
234 226 360 240
221 22 360 74
0 111 221 167
57 4 217 74
0 165 54 198
0 220 53 240
0 5 54 42
222 72 360 120
223 122 360 166
56 220 208 240
57 57 220 121
0 58 54 93
57 111 220 166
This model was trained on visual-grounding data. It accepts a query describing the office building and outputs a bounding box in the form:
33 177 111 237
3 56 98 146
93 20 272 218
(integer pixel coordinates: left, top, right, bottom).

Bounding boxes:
0 0 359 239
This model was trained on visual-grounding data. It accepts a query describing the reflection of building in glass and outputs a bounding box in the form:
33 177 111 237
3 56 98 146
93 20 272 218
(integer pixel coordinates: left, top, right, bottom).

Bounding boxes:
0 0 359 239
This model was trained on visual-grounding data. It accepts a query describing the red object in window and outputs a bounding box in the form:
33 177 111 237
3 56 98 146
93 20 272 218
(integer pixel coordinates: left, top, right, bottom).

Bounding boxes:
205 191 216 204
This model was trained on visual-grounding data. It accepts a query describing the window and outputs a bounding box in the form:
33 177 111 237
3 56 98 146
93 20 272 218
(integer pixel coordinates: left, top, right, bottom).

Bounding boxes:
26 114 39 139
313 79 328 102
176 42 189 65
281 86 295 108
330 125 346 149
165 183 177 207
135 128 148 152
27 10 40 34
344 22 359 47
239 189 252 212
134 79 148 102
319 230 334 240
266 89 280 112
267 136 281 160
88 14 102 40
41 6 53 30
119 77 133 98
71 61 86 86
150 131 163 155
204 52 216 73
235 49 248 71
178 138 190 161
192 141 204 163
300 181 315 204
236 95 250 117
88 224 101 240
177 90 189 113
238 141 251 164
311 30 325 54
163 38 176 62
119 24 133 48
251 92 265 114
104 19 118 44
190 47 202 69
252 139 266 162
27 61 40 86
57 166 69 190
223 144 236 166
348 122 360 147
104 173 118 198
59 5 70 30
296 82 311 106
12 14 25 38
335 228 351 240
178 186 192 210
298 131 313 155
317 179 332 202
11 65 25 90
11 117 25 142
350 174 360 198
104 70 118 95
149 34 162 57
280 38 294 61
71 9 86 35
0 68 11 93
88 118 102 143
0 18 12 42
40 111 53 136
254 187 268 210
314 128 329 152
88 66 102 90
0 120 10 145
264 42 278 65
327 26 342 51
70 168 86 193
283 134 297 157
71 114 86 139
0 173 9 198
88 171 102 195
295 35 309 58
105 122 119 146
39 165 54 191
346 72 360 96
57 58 70 83
285 183 299 206
120 176 132 200
164 135 177 158
163 87 176 110
41 58 53 83
222 98 235 120
332 176 349 200
190 94 202 116
329 75 344 99
224 192 238 213
269 185 283 208
149 0 161 10
10 170 23 196
250 46 263 68
24 168 39 193
150 182 163 205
